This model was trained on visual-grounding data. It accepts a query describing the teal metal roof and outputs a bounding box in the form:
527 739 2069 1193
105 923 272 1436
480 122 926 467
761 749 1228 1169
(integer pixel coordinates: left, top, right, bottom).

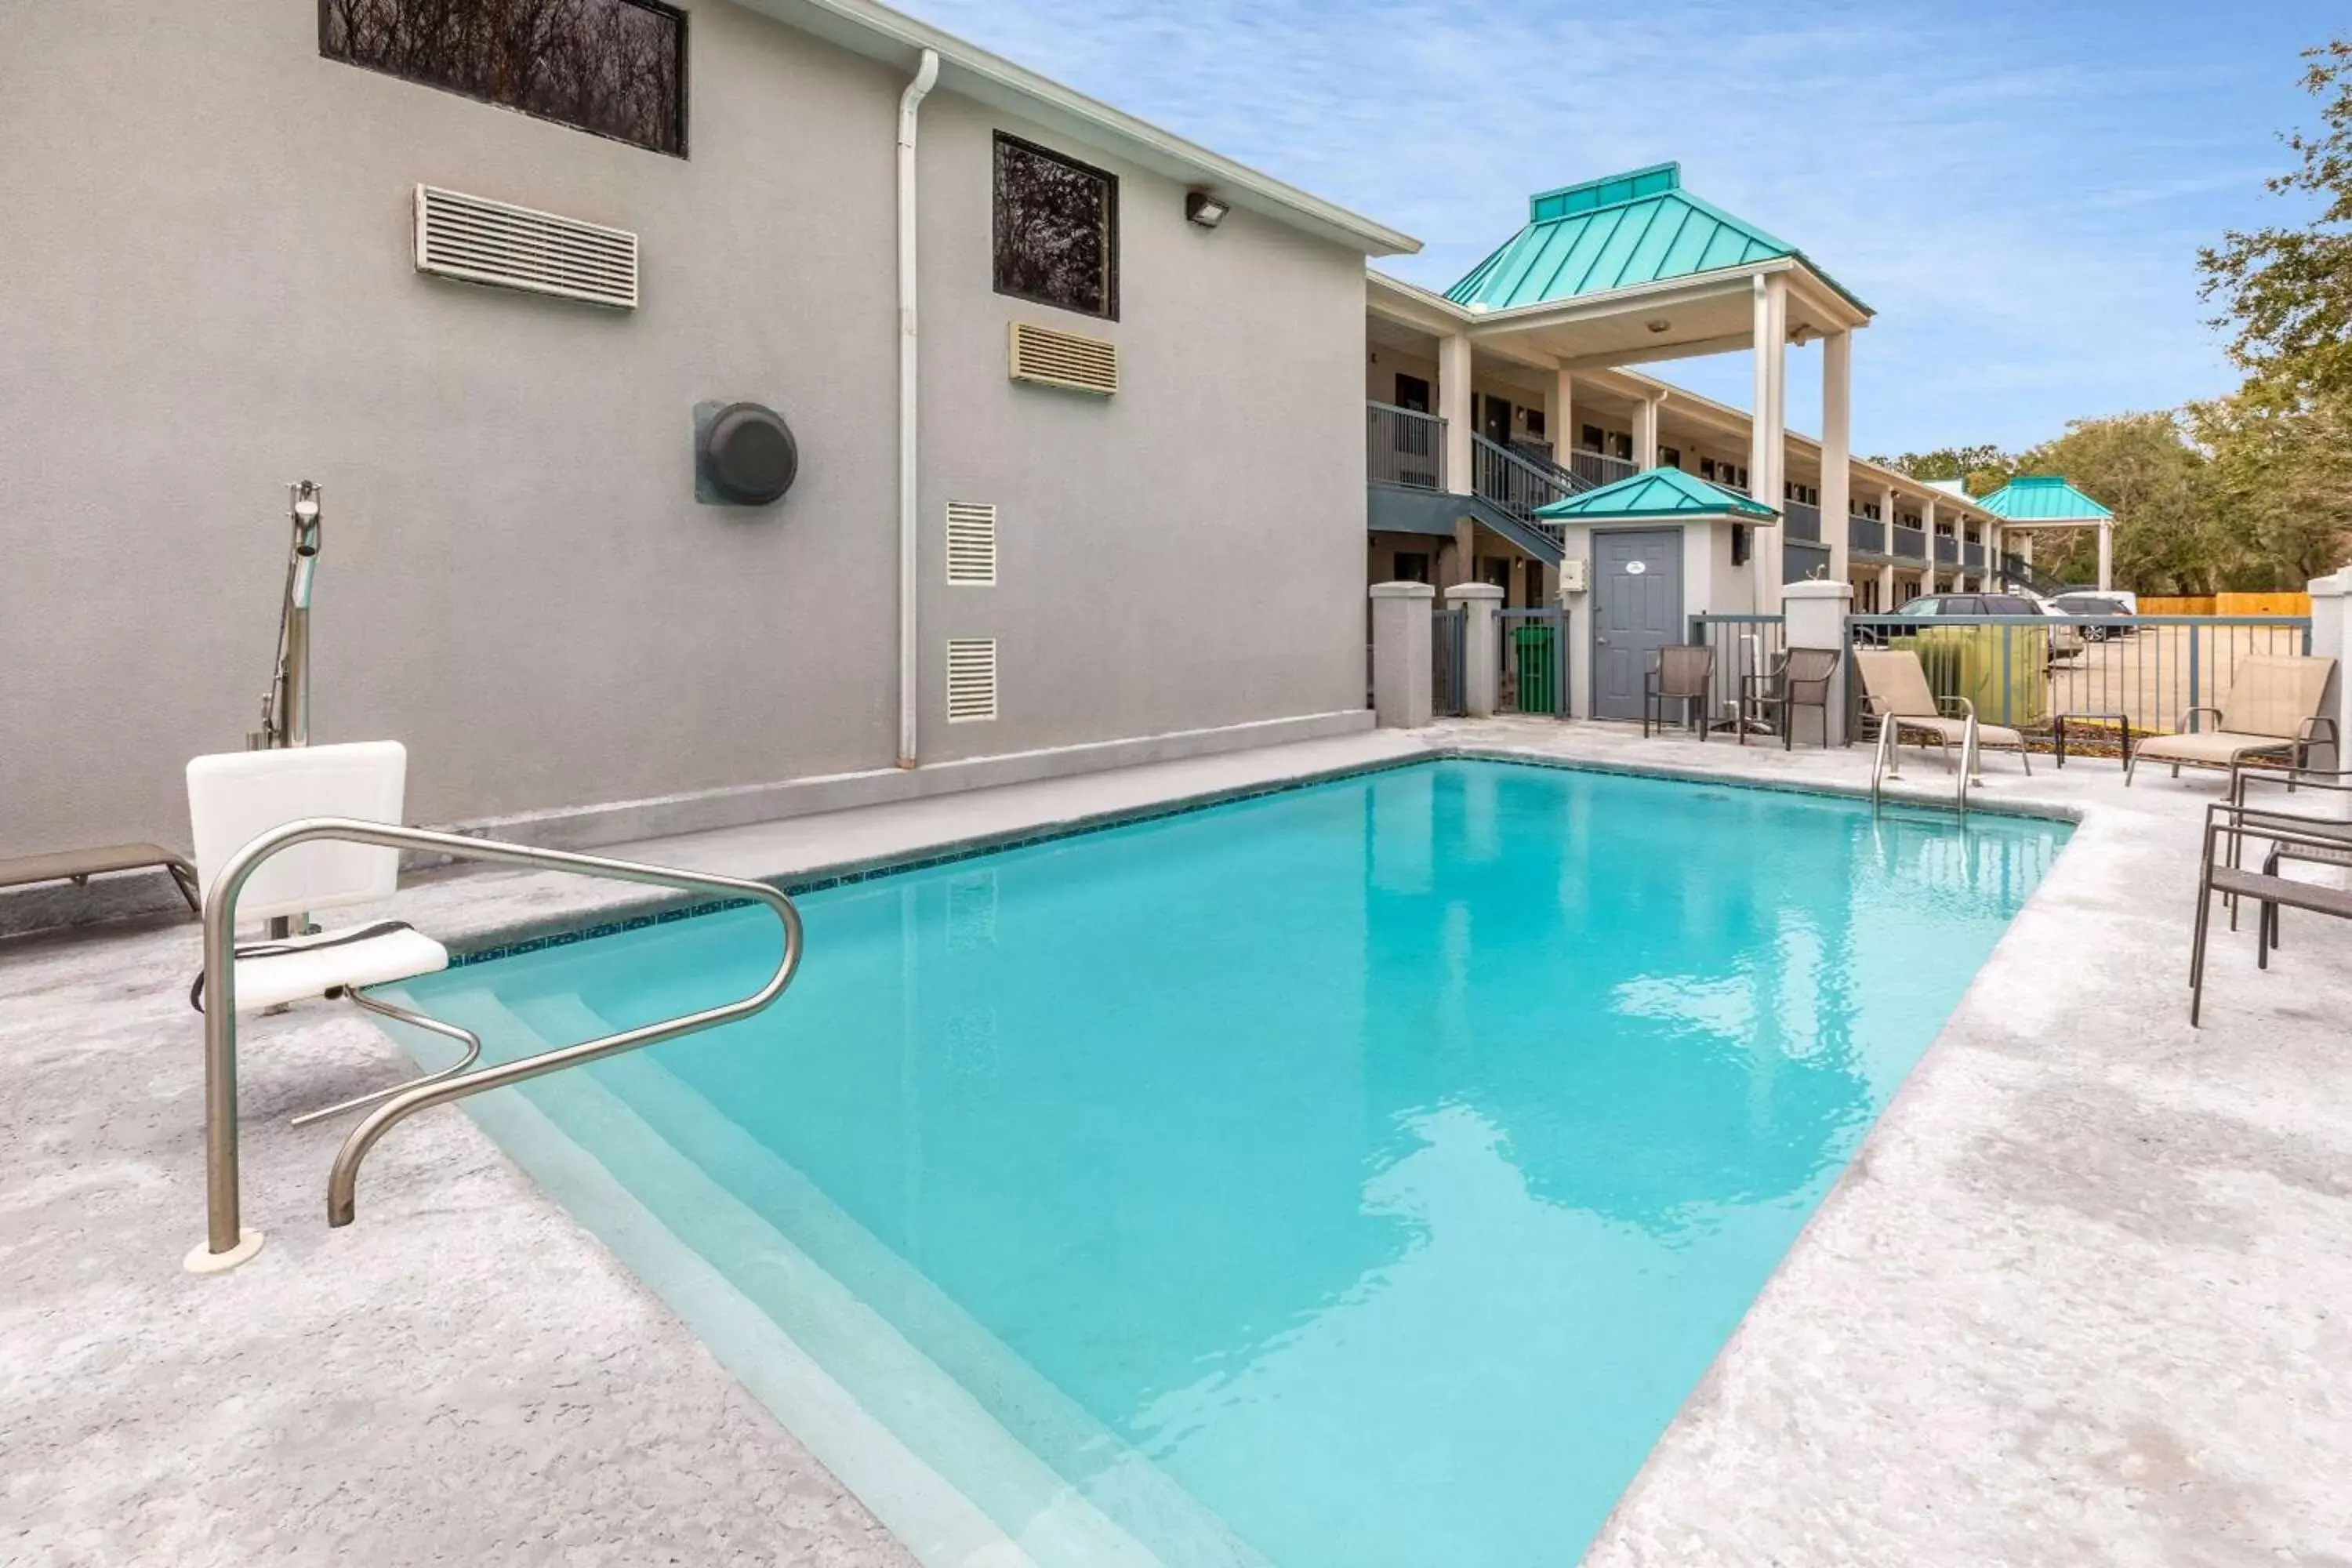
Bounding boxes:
1973 474 2114 522
1534 466 1779 522
1445 163 1868 315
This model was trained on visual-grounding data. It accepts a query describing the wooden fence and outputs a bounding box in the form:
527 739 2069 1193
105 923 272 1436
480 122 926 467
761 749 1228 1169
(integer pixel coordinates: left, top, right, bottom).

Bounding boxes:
2136 592 2311 617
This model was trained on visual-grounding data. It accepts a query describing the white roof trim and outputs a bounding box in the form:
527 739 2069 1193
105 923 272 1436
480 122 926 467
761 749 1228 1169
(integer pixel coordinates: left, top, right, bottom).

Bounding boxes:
730 0 1420 257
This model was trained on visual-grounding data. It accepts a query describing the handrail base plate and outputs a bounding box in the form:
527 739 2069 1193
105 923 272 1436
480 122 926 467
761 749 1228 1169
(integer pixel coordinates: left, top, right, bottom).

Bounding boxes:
185 1227 265 1275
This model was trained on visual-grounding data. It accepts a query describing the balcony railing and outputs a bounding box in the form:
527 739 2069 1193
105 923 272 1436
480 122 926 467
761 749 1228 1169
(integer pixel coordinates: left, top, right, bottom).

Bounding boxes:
1367 401 1444 491
1964 540 1986 568
1934 533 1958 565
1891 524 1927 561
1849 514 1886 554
1569 448 1639 489
1783 499 1821 543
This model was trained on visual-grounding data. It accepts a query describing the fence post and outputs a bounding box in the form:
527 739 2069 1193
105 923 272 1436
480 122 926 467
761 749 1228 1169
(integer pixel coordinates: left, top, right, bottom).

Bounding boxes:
2310 568 2351 771
1780 580 1853 745
2187 626 2201 729
1445 582 1504 717
1370 581 1436 728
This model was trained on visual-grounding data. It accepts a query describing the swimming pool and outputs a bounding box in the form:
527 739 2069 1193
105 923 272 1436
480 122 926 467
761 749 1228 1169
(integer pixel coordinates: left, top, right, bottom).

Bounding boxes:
380 760 2065 1566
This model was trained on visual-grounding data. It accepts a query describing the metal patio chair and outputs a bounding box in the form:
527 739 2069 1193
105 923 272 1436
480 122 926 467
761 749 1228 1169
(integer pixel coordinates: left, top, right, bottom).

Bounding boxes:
1854 648 2033 789
2188 768 2352 1025
1643 644 1715 740
2127 653 2338 786
1741 647 1842 750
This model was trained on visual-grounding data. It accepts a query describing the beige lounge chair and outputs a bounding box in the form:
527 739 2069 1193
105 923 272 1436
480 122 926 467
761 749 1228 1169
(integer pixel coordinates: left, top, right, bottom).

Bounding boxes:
0 842 201 914
2127 654 2338 786
1853 648 2032 789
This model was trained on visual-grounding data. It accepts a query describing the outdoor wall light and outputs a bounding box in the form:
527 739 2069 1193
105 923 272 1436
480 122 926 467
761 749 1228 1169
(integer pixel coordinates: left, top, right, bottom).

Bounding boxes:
1645 318 1672 334
1185 191 1230 228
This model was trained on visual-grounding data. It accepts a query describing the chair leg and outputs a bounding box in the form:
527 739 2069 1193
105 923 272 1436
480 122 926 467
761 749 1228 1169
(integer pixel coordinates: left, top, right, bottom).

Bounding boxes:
2189 880 2214 1026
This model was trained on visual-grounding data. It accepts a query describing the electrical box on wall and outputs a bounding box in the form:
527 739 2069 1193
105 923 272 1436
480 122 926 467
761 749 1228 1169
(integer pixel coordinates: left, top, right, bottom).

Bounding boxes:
1559 557 1590 593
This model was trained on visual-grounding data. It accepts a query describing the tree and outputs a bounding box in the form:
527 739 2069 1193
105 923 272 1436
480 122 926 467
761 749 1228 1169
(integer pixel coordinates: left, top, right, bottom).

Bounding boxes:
1869 445 2015 496
2200 39 2352 396
2192 380 2352 586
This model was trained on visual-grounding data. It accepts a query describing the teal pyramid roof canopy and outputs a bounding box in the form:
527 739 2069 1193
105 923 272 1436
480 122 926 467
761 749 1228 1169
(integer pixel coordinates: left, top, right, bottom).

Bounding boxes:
1446 163 1867 315
1973 475 2114 522
1534 466 1779 522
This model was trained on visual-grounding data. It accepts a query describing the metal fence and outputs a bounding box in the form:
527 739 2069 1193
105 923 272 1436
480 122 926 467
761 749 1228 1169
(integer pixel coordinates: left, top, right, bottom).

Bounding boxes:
1432 605 1466 717
1784 499 1822 543
1498 608 1569 717
1569 448 1639 489
1843 613 2313 744
1687 613 1787 733
1471 434 1576 534
1367 401 1444 490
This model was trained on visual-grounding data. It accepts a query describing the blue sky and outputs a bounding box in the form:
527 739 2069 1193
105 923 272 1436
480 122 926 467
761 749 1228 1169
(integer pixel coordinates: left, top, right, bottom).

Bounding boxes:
899 0 2339 457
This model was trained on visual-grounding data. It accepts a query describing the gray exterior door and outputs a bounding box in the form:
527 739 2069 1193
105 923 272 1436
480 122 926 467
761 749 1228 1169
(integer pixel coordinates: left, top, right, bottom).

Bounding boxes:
1592 528 1684 720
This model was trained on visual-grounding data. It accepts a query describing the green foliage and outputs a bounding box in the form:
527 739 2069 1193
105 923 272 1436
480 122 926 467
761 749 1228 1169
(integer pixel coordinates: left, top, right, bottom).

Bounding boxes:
2199 40 2352 395
2192 379 2352 586
1868 445 2014 494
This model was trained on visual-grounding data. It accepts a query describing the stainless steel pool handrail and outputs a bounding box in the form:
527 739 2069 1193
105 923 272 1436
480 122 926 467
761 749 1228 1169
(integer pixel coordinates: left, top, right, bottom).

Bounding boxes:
1868 704 1980 813
193 818 804 1270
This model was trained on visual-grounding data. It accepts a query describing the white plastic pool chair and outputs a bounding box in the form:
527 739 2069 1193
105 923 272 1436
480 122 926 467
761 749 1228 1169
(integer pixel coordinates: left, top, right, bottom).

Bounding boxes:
185 742 481 1131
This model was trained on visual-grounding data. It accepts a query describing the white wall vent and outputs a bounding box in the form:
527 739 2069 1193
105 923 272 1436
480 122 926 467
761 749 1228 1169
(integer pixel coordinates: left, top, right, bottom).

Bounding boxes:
413 184 639 310
1007 322 1118 394
946 638 998 724
946 502 999 586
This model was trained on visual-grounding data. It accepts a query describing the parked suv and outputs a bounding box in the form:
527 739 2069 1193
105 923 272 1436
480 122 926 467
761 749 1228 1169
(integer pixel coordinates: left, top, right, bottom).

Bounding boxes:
2048 593 2137 640
1880 592 2085 659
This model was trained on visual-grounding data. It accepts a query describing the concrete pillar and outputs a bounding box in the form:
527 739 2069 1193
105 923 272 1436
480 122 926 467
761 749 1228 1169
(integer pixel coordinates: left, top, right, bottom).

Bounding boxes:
1370 581 1435 728
1922 495 1940 590
1820 329 1851 589
1446 581 1504 717
1547 368 1573 465
2307 568 2350 771
1780 579 1853 746
1750 273 1788 615
1633 395 1661 471
2096 521 2114 592
1439 333 1474 498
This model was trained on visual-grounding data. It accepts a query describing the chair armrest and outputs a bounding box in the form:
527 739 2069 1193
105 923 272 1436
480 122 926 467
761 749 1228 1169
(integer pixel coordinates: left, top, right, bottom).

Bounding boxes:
2295 715 2339 746
2178 705 2224 734
1936 695 1977 720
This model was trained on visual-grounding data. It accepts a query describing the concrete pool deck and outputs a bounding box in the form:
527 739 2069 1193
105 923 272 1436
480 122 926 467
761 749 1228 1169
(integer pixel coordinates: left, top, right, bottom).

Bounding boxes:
5 720 2348 1565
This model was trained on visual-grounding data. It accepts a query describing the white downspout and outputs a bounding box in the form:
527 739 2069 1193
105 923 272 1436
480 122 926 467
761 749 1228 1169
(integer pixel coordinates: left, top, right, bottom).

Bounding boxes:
896 48 939 769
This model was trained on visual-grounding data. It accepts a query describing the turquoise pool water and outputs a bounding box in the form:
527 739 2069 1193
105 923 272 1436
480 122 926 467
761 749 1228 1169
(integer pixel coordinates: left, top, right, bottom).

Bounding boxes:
385 760 2064 1566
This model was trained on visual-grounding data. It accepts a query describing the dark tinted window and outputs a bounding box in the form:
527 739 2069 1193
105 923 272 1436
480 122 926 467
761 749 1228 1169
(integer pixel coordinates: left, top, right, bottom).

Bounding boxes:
1984 596 2033 615
1898 597 1941 616
321 0 687 157
993 134 1119 319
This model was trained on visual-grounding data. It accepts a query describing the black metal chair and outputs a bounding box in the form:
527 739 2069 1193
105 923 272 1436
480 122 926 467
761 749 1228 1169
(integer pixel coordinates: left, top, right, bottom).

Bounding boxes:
1643 645 1716 740
1741 647 1842 750
2189 766 2352 1025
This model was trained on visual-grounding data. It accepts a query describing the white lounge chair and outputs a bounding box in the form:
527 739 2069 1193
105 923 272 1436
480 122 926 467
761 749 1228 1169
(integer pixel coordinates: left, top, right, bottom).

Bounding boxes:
1853 647 2032 784
185 742 481 1134
2126 654 2339 786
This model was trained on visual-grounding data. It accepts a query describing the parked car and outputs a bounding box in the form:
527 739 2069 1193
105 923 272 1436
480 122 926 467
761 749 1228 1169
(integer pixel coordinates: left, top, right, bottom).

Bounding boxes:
2048 592 2137 640
1874 593 2085 659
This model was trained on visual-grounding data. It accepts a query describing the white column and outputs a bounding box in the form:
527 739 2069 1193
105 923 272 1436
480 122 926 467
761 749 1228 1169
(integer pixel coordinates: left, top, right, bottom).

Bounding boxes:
1922 495 1940 590
1370 581 1435 728
1750 274 1788 614
1633 394 1661 470
1446 581 1504 717
1780 579 1853 746
2306 568 2350 771
1820 329 1851 593
2096 521 2114 592
1552 368 1574 466
1439 333 1474 498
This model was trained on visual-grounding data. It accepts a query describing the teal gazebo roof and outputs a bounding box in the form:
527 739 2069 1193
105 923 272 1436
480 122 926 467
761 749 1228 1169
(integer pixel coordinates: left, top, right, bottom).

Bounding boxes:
1534 466 1780 523
1973 474 2114 522
1446 163 1869 315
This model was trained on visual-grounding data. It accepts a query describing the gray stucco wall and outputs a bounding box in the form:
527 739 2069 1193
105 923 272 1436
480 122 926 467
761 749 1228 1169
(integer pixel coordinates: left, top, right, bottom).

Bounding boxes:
0 0 1370 862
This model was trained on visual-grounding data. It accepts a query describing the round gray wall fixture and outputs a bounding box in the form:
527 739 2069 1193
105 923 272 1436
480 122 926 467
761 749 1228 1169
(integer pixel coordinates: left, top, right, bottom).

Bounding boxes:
699 402 798 506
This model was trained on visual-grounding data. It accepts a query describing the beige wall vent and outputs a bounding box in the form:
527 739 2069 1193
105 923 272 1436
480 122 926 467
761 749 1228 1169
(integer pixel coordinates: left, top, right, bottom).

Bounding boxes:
1008 322 1118 394
946 502 999 586
946 637 999 724
413 184 639 310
